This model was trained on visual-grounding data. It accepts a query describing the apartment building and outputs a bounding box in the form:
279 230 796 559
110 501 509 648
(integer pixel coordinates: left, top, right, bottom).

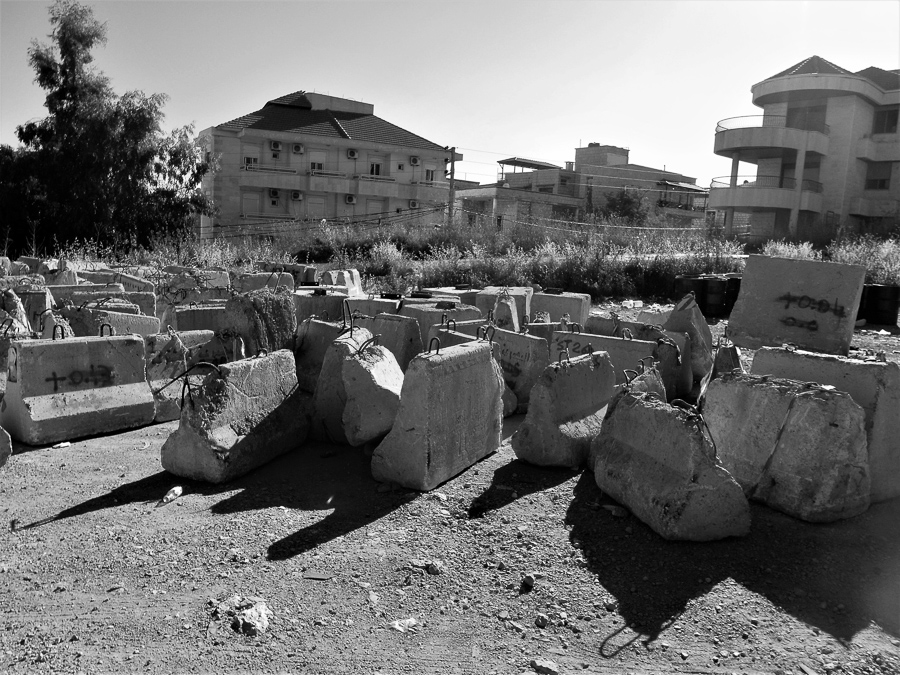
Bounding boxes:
198 92 451 237
709 56 900 243
456 144 706 230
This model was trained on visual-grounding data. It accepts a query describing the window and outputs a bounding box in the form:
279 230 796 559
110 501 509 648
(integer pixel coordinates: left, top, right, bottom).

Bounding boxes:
369 162 382 176
397 163 405 171
873 107 899 134
865 162 893 190
309 150 326 172
270 199 278 207
271 152 280 160
244 157 258 169
310 161 324 172
424 169 435 182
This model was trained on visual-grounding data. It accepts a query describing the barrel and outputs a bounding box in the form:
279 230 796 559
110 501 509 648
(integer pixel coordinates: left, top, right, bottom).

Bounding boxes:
862 284 900 326
856 285 868 321
702 275 728 318
674 275 705 307
724 274 742 315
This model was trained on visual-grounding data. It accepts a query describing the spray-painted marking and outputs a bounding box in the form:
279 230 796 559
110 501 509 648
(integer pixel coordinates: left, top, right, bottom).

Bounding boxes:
44 365 113 392
776 293 848 318
780 317 818 332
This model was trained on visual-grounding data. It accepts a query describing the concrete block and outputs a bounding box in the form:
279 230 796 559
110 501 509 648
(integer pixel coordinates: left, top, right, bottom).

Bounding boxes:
58 259 109 273
145 330 215 422
0 275 46 293
293 290 348 323
232 272 294 294
727 255 865 356
426 318 487 343
637 308 672 325
123 292 157 318
174 304 231 333
549 330 659 386
422 286 481 306
591 390 750 541
77 269 155 293
225 288 296 356
191 329 246 366
1 290 30 331
664 294 714 381
427 327 478 350
0 257 10 276
342 343 404 447
399 301 482 348
293 318 349 393
61 307 160 337
38 312 75 340
163 267 230 289
486 327 550 413
475 287 533 323
48 283 125 307
344 296 401 318
530 291 591 326
16 257 43 274
8 262 32 275
320 269 363 296
19 289 53 334
512 351 617 468
43 269 79 286
311 327 374 444
0 425 10 470
160 350 310 483
751 347 900 502
354 313 423 372
0 335 156 445
371 341 503 491
703 373 870 522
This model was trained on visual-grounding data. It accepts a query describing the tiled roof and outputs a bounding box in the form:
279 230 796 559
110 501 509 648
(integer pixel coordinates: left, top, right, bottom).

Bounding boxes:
216 93 445 151
855 66 900 92
767 56 852 80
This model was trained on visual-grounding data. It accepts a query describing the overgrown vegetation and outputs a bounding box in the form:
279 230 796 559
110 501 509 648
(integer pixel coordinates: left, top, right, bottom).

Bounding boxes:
760 236 900 285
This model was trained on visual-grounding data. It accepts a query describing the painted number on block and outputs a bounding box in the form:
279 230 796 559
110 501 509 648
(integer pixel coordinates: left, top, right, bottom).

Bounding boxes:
45 365 113 392
776 293 848 318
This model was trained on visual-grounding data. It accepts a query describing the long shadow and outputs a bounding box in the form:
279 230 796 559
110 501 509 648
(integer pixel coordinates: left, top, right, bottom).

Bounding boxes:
566 471 900 645
468 458 576 519
207 440 417 561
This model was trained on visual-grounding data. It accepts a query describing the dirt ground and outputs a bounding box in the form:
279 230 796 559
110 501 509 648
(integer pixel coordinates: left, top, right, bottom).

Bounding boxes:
1 308 899 675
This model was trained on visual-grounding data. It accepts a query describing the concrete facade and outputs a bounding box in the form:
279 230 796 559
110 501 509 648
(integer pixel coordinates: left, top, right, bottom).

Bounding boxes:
709 56 900 243
199 92 451 238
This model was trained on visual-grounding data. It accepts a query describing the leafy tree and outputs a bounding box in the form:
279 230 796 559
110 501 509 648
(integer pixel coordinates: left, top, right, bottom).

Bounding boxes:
1 0 214 255
599 189 648 225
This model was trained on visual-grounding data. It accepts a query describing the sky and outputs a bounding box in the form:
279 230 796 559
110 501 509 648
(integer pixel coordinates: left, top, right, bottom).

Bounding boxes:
1 0 898 189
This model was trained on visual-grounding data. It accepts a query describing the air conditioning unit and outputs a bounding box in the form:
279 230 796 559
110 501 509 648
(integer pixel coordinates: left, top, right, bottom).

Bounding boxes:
409 156 421 166
268 188 279 198
291 143 304 154
347 149 359 160
409 200 420 208
291 191 303 201
270 141 282 151
345 194 357 205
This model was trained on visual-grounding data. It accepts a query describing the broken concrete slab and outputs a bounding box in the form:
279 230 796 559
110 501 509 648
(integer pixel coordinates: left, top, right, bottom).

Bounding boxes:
160 350 310 483
475 287 533 323
354 313 423 372
311 327 374 444
0 335 157 445
293 318 350 393
0 425 10 470
703 372 870 522
751 347 899 503
145 330 216 422
727 255 865 356
530 291 591 326
371 341 504 491
591 390 751 541
512 351 617 468
225 288 296 356
60 306 161 337
231 271 295 294
663 294 714 381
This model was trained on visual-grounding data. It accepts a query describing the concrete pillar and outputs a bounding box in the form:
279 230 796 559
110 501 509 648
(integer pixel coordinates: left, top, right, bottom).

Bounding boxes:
789 147 807 239
729 153 740 187
724 207 735 238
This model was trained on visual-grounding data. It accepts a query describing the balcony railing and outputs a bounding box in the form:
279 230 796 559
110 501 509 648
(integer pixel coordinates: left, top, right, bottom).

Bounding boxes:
354 174 397 182
412 180 450 188
241 164 298 174
715 115 830 136
710 175 823 193
308 169 347 178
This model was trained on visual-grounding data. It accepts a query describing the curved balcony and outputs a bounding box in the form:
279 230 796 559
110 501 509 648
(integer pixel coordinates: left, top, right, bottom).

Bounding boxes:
714 116 829 160
709 175 823 212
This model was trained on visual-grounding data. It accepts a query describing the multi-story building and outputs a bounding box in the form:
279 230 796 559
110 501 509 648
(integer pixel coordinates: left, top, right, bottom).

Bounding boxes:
197 92 452 237
709 56 900 244
456 144 706 231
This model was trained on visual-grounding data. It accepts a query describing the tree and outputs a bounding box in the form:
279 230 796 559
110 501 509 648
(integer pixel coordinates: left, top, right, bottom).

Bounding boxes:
1 0 214 255
599 189 648 225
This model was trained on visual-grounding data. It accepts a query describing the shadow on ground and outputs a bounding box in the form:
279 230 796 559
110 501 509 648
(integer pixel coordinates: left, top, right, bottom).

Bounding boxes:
564 470 900 647
467 457 576 519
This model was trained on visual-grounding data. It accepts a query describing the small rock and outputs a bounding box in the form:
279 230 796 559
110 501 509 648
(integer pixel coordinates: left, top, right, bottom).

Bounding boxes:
535 613 549 628
522 574 536 590
426 560 445 575
604 600 618 612
498 610 510 620
680 651 689 660
530 658 560 675
602 504 628 518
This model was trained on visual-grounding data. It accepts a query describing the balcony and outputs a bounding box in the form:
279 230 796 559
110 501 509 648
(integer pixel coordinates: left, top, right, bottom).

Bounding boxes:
714 116 829 160
412 180 450 189
241 164 298 175
849 196 900 218
709 175 824 212
856 136 900 163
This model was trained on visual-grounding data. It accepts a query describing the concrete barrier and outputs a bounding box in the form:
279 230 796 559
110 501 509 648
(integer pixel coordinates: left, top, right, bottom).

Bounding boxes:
293 318 349 393
174 304 231 333
512 351 617 468
311 327 374 444
345 296 401 318
422 286 481 306
0 275 46 294
549 330 662 386
354 313 423 372
191 329 246 366
426 326 478 350
591 390 750 541
160 350 310 483
0 335 156 445
703 372 870 522
475 287 533 323
232 272 295 294
0 425 10 470
61 306 160 337
483 327 550 413
145 330 215 422
530 291 590 326
727 255 865 356
225 288 296 356
293 290 349 323
399 301 482 348
47 283 125 306
751 347 899 503
19 289 54 335
371 341 504 491
77 269 155 293
663 294 713 381
123 291 157 318
320 269 363 296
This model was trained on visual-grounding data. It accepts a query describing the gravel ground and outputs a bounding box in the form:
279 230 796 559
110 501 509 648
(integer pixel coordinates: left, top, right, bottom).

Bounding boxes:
0 306 898 675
